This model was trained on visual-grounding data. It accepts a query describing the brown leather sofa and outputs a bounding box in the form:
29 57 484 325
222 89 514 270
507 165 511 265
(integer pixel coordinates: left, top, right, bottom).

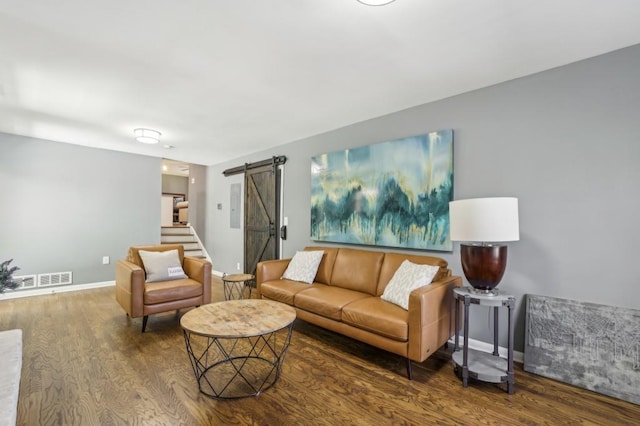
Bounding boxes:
257 246 462 378
115 244 211 332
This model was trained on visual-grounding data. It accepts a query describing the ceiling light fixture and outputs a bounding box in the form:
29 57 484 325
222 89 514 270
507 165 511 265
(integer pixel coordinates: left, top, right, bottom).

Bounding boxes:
357 0 396 6
134 128 161 144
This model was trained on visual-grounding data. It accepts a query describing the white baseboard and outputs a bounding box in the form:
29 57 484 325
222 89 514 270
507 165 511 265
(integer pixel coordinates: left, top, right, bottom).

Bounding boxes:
449 335 524 364
1 274 227 300
0 281 115 300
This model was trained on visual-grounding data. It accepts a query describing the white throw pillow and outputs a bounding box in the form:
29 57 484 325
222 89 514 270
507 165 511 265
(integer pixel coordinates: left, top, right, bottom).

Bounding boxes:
138 249 188 283
281 250 324 284
381 260 440 310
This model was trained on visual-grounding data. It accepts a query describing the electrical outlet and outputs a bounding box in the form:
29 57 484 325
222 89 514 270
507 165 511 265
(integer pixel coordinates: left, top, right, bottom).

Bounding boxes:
102 256 110 265
236 262 240 271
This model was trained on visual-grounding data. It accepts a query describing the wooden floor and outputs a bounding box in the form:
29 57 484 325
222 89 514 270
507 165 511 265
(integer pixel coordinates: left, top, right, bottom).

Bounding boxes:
1 279 638 425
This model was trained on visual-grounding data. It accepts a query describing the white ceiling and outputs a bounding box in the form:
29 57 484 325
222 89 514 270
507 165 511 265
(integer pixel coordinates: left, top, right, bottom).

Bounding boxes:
1 1 639 166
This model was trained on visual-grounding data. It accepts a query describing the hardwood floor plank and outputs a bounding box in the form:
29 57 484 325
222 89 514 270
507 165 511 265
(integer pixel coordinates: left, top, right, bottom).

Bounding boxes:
0 280 638 425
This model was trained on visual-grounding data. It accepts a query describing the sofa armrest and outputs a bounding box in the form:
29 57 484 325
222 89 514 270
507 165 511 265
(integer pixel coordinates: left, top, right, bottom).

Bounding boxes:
183 257 212 304
115 260 145 317
407 275 462 362
256 259 291 294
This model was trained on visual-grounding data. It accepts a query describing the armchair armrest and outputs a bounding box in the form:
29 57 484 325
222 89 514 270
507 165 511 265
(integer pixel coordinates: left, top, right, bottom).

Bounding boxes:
115 260 145 318
407 274 462 362
183 257 212 304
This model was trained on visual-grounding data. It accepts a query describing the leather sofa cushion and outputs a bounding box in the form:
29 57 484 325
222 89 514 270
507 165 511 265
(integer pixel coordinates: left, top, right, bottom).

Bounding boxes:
304 246 339 284
342 297 409 341
295 286 370 321
376 252 448 296
330 248 384 295
144 278 203 305
260 279 317 305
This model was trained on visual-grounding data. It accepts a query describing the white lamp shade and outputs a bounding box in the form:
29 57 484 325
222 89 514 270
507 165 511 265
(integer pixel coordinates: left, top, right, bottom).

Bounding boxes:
134 128 161 144
449 197 519 242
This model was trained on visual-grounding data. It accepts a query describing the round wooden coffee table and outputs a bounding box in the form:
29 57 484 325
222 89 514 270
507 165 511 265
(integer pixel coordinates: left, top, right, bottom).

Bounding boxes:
180 299 296 399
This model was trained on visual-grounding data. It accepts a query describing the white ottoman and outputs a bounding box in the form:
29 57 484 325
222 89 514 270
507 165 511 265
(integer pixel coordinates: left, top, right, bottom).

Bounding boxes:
0 329 22 426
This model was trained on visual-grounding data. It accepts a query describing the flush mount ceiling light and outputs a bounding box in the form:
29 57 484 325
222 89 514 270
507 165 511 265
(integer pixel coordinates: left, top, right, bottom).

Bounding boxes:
357 0 396 5
134 128 161 144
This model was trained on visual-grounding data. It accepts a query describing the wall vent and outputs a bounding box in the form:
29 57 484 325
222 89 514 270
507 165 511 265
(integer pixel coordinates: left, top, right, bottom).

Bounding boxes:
38 271 73 287
13 275 37 290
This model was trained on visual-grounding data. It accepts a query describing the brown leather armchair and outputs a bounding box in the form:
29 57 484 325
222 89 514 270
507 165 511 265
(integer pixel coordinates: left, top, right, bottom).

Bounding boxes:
115 244 211 332
177 201 188 224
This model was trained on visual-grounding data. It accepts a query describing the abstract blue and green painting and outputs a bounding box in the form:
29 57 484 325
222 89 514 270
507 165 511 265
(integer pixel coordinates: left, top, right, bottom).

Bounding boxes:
310 130 453 251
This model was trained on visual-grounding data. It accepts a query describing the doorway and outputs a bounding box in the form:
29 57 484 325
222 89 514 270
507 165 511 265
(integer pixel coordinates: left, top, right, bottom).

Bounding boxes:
161 159 190 226
244 163 281 275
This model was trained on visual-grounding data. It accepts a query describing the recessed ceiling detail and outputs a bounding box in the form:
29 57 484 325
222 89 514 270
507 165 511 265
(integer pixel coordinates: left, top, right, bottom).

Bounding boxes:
357 0 396 6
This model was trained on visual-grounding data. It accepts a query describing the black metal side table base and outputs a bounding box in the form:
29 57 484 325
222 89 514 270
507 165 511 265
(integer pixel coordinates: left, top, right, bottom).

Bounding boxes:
183 324 294 399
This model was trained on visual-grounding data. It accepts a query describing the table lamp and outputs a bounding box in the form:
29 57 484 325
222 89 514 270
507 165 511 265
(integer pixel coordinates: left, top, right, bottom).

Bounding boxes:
449 197 519 294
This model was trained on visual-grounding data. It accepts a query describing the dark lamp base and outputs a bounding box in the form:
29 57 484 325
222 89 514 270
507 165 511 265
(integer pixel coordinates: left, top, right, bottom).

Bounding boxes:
460 244 508 292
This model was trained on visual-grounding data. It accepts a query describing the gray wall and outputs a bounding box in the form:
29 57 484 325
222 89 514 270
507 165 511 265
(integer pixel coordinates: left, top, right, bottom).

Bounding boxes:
188 164 207 243
207 172 244 274
0 134 161 285
161 174 188 197
206 44 640 352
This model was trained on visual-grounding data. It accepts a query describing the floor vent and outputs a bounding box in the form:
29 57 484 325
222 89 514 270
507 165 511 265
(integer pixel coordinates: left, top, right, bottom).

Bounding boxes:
38 271 73 287
13 275 37 290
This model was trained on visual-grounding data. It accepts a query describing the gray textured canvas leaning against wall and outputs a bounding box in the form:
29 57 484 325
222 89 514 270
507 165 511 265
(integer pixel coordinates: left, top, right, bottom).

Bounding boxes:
310 130 454 251
525 295 640 405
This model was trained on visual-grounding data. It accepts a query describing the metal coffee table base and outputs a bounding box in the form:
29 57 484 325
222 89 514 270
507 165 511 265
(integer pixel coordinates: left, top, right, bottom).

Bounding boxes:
183 324 294 399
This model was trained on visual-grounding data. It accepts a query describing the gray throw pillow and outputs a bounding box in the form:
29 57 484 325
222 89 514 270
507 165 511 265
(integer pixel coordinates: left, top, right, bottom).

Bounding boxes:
138 249 188 283
381 260 440 310
281 250 324 284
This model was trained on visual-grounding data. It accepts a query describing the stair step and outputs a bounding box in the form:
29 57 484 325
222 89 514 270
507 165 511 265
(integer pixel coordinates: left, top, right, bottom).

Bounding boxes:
179 242 200 250
161 226 193 235
161 235 196 243
160 225 209 263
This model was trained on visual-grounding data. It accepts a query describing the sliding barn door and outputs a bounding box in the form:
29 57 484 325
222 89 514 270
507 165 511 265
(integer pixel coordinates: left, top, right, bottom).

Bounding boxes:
244 164 281 275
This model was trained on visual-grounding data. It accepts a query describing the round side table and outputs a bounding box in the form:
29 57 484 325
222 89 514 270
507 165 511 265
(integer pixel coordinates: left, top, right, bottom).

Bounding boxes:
222 273 255 300
452 286 516 394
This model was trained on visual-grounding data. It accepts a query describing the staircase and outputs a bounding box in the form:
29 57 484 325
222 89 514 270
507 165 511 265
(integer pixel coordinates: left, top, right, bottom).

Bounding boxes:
160 225 210 262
